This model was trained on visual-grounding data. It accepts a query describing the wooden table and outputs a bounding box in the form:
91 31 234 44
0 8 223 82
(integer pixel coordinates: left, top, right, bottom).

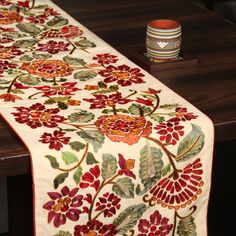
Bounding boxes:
0 0 235 235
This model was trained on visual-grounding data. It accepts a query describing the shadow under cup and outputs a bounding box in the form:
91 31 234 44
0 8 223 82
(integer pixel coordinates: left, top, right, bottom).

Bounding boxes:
146 19 181 60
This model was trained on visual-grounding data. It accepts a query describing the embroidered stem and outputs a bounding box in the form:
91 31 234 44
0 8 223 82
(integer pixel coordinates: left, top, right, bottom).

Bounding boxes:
7 73 25 93
145 94 160 116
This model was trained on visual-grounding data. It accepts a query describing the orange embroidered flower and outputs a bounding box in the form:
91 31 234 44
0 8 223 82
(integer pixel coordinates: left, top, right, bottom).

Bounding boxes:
84 85 99 91
23 60 73 79
95 114 152 145
0 46 23 59
67 99 81 106
0 11 23 24
0 93 22 102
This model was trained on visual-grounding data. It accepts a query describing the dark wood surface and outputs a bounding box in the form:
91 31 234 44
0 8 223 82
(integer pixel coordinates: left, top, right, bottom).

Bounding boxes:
0 0 236 177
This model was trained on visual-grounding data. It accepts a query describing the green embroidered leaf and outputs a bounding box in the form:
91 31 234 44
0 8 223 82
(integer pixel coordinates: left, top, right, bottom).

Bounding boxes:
73 166 82 185
101 154 117 180
45 155 59 169
136 144 164 195
160 103 180 110
54 230 72 236
113 204 147 234
77 130 104 152
69 141 85 152
162 164 171 177
47 16 68 27
57 102 68 110
33 52 52 59
177 216 197 236
62 151 78 165
13 39 38 48
74 38 96 48
102 108 128 114
0 86 8 90
176 124 205 162
74 70 97 81
11 89 24 94
8 5 19 12
128 104 151 115
68 110 95 123
19 55 33 61
2 32 22 38
86 152 99 165
54 172 69 189
98 81 107 88
112 177 134 198
149 113 165 123
63 56 86 66
34 4 49 9
0 80 10 85
16 22 41 35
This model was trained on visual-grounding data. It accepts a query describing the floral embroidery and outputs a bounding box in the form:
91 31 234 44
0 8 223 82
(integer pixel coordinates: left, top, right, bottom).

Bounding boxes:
37 41 70 54
0 11 23 24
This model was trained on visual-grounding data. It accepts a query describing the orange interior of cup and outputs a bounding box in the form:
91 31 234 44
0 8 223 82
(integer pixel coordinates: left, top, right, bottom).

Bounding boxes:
148 19 180 29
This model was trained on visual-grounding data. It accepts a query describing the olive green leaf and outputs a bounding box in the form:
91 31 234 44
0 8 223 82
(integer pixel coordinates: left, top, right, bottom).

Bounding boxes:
128 104 151 115
112 177 134 198
149 113 165 123
177 216 197 236
54 172 69 189
113 204 147 234
101 154 117 180
68 110 95 123
160 103 180 110
73 70 97 81
16 22 41 35
54 230 72 236
19 55 33 61
69 141 85 152
63 56 86 66
176 124 205 162
73 166 82 185
162 164 171 177
11 89 24 94
74 38 96 48
47 16 68 27
45 155 59 169
13 39 38 48
33 52 52 59
86 152 99 165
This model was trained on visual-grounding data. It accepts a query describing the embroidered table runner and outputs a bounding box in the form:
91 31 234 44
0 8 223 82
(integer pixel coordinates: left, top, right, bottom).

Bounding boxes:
0 0 214 235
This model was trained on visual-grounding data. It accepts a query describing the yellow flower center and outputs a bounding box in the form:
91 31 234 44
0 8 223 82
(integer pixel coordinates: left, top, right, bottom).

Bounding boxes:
112 71 130 80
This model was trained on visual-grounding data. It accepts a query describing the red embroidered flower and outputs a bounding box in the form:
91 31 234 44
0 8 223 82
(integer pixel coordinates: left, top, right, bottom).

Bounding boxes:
0 46 23 59
0 11 23 24
137 210 173 236
142 88 161 95
83 92 132 109
43 186 83 228
17 0 30 8
95 192 121 218
44 8 59 16
99 65 145 86
136 97 154 106
117 153 136 179
93 53 118 65
40 29 62 39
0 37 14 44
0 93 22 102
175 107 197 121
11 103 66 129
150 158 204 210
39 130 71 151
0 60 18 74
60 25 83 39
0 0 12 5
37 41 70 54
23 60 73 79
26 14 49 24
74 220 116 236
95 115 152 145
154 120 184 145
35 82 80 96
79 165 101 191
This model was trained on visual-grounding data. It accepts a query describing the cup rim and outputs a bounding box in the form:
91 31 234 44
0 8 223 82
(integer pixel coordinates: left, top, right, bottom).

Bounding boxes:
148 19 180 30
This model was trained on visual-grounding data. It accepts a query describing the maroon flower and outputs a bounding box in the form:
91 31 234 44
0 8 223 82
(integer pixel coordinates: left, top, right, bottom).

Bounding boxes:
60 25 83 39
93 53 118 65
83 92 132 109
39 130 71 151
14 82 30 89
138 210 173 236
136 97 154 106
43 186 83 228
37 40 70 54
0 45 23 59
154 120 184 145
74 220 116 236
0 37 14 43
17 0 30 8
0 93 22 102
0 60 18 74
117 153 136 179
0 0 12 5
175 107 197 121
79 165 101 191
142 88 162 95
44 8 59 16
11 103 66 129
35 82 80 96
95 192 121 218
150 158 204 209
26 14 49 24
99 64 145 86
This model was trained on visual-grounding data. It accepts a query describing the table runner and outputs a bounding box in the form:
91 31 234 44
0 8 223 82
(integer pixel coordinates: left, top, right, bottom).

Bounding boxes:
0 0 214 235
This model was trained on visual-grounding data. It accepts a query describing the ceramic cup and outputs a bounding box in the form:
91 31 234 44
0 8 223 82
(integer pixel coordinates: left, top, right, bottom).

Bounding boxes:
146 19 181 61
